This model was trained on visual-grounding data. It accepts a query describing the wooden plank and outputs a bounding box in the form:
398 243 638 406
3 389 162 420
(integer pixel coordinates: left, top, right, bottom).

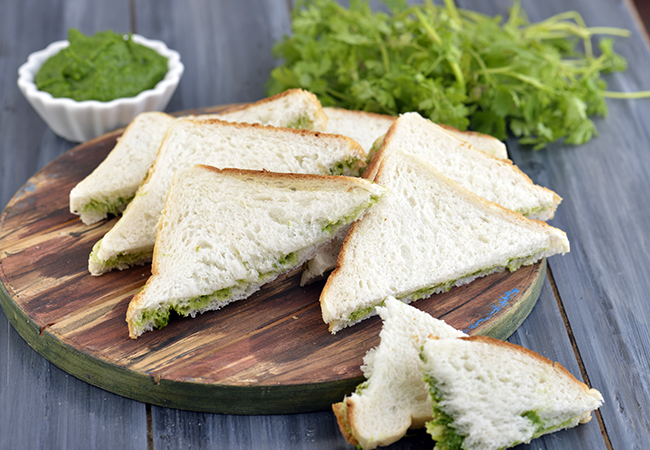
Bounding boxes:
150 406 436 449
499 1 650 448
0 0 149 448
0 125 546 414
0 302 149 450
506 279 608 449
133 0 292 110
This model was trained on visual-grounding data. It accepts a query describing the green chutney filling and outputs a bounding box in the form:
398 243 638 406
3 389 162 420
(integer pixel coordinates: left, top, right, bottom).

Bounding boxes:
284 114 313 130
516 204 552 219
328 157 365 177
274 252 298 269
133 286 233 331
135 250 310 331
365 133 386 164
347 299 386 323
80 194 134 217
345 251 545 324
423 374 467 450
35 28 168 102
523 410 580 439
322 193 383 234
89 240 151 270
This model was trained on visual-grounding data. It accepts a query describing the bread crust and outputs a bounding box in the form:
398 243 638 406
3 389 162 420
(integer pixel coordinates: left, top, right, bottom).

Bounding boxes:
325 106 396 123
192 164 375 186
181 117 368 160
332 401 359 446
221 88 329 129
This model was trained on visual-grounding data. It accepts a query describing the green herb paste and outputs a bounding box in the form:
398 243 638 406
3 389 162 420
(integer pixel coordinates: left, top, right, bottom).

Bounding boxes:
35 29 168 102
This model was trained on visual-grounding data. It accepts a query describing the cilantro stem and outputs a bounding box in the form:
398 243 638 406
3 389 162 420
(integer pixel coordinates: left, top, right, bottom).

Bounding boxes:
483 67 554 92
413 9 442 46
604 90 650 99
376 37 390 74
413 7 466 91
442 0 461 24
587 27 631 38
325 88 354 103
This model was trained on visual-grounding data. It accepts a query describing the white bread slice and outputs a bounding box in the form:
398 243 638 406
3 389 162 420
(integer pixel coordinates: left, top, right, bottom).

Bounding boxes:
215 88 328 131
69 112 176 225
332 297 467 450
126 165 386 338
320 150 570 333
300 111 537 286
323 108 396 154
323 107 508 159
420 336 603 450
364 112 560 220
70 89 327 225
88 118 367 275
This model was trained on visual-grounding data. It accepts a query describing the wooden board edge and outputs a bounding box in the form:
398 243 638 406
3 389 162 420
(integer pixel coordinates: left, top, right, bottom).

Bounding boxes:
0 277 362 414
0 259 545 414
473 259 547 340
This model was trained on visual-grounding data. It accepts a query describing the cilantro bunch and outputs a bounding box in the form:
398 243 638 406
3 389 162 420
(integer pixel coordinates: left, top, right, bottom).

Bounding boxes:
266 0 634 149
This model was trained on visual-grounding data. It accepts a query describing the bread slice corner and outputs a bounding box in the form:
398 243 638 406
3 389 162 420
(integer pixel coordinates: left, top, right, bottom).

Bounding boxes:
420 335 603 450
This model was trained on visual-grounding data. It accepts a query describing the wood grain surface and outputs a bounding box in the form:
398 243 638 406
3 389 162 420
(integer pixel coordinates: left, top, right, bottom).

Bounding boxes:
0 116 545 414
4 0 650 448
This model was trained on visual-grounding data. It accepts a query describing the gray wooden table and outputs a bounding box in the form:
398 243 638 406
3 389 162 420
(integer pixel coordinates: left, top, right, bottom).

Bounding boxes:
1 0 649 449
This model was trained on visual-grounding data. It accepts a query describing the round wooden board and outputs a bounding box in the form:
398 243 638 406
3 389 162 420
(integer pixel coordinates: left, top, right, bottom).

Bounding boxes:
0 109 546 414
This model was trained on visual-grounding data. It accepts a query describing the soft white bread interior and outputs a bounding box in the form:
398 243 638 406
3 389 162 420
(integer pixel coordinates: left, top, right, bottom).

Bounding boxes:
70 89 327 225
88 118 367 276
320 150 570 333
437 123 508 160
126 165 386 338
323 107 508 160
364 112 560 220
332 297 467 450
300 224 351 286
420 336 603 450
324 108 396 153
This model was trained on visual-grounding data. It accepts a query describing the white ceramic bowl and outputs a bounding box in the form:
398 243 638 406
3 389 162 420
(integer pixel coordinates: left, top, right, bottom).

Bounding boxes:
17 34 184 142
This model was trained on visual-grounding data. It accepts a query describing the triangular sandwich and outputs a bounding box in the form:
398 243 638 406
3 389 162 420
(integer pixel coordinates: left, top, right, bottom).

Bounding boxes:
301 111 549 286
320 150 569 333
126 165 386 338
420 336 603 450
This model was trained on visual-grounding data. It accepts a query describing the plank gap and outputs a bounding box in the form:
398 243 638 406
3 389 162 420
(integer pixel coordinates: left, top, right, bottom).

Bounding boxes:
129 0 138 34
547 265 613 450
146 403 153 450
